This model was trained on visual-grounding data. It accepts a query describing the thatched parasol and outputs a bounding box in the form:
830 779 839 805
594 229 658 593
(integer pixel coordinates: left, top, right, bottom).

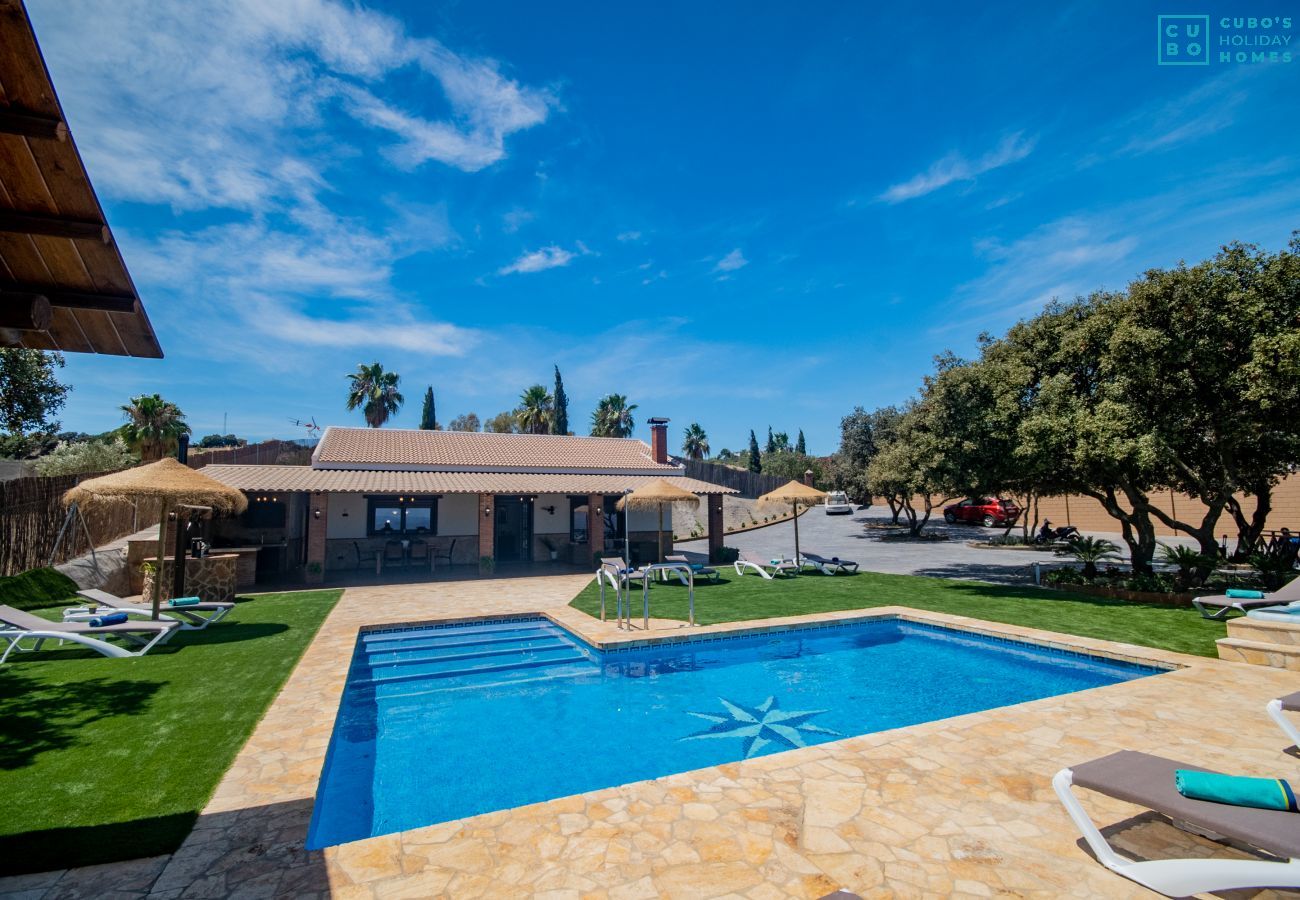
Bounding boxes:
756 479 828 563
616 479 700 564
65 459 248 619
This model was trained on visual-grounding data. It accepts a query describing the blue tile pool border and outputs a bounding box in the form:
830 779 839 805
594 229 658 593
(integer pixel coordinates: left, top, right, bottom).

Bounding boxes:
357 612 1174 676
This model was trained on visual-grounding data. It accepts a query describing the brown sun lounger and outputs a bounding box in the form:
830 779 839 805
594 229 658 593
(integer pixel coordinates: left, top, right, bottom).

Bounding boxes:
1054 749 1300 894
71 588 233 630
1193 576 1300 620
1269 690 1300 748
1 604 179 662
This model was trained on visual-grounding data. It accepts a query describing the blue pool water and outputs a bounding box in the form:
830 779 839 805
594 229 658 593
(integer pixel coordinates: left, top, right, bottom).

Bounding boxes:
306 616 1163 848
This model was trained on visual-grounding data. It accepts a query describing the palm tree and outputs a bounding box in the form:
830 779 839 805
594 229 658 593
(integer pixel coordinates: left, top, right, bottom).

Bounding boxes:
681 423 709 459
1068 536 1121 580
119 394 190 461
346 363 404 428
516 384 553 435
590 394 637 438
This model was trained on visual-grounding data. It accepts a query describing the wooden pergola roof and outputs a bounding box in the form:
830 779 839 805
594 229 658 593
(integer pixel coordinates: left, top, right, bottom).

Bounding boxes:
0 0 162 357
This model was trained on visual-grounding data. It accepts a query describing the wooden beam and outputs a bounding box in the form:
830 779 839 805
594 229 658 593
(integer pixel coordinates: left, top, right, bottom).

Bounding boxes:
0 286 137 313
0 108 67 141
0 291 52 330
0 211 109 242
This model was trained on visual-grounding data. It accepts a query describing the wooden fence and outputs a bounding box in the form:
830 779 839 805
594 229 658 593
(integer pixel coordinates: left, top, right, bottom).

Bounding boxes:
0 471 162 577
187 439 312 468
0 439 312 577
680 459 789 499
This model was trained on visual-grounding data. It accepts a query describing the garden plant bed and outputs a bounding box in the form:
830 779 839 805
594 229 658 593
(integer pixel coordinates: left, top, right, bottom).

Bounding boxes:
878 531 950 542
1043 582 1196 606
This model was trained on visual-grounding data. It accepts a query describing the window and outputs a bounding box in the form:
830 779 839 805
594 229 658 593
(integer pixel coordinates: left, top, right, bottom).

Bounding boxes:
568 496 588 544
366 496 438 536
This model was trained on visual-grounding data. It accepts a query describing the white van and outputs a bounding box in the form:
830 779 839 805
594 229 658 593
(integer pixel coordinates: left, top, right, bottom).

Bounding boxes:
824 491 852 515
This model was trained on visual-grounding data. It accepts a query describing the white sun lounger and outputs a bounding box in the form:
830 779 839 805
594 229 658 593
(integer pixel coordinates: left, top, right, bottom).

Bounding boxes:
1269 690 1300 749
734 551 798 580
0 604 179 663
1054 749 1300 895
799 552 859 575
1193 577 1300 620
69 588 233 630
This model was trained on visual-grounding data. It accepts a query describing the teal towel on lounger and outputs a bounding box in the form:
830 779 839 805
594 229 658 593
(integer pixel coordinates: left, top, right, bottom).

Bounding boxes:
89 611 129 627
1226 588 1265 600
169 597 201 607
1175 769 1298 812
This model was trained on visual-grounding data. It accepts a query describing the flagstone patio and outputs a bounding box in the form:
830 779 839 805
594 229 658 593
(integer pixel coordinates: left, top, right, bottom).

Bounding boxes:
2 574 1297 899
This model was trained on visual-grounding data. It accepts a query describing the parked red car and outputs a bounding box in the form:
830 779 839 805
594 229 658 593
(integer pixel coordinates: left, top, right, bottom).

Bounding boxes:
943 497 1021 527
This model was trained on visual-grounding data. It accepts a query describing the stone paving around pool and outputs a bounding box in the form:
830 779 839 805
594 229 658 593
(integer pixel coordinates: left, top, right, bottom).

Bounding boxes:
3 574 1298 899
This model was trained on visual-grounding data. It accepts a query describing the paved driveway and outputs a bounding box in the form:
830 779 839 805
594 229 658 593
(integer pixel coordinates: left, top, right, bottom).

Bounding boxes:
680 505 1067 584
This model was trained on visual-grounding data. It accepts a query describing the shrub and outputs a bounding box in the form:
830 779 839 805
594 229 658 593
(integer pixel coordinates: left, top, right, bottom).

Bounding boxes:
716 546 740 564
0 567 80 611
1045 566 1086 585
1068 537 1121 580
32 437 136 476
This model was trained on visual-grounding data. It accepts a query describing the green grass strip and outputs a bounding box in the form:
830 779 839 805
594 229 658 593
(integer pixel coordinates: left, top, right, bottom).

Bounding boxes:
0 589 341 875
570 569 1225 657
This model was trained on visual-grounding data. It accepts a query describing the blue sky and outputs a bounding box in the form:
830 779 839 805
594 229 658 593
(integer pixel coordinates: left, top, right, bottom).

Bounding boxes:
28 1 1300 454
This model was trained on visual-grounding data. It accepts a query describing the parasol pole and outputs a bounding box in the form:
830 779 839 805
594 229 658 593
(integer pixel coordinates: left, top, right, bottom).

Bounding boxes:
793 501 800 563
152 498 170 621
657 502 665 563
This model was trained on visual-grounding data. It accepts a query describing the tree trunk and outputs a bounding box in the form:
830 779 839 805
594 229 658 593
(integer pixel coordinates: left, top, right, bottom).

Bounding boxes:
1086 485 1159 575
1146 495 1227 578
1226 483 1272 559
886 495 903 524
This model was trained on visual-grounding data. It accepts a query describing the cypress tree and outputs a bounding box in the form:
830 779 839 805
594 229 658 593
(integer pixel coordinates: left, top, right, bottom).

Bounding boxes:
765 426 775 454
552 365 569 435
419 386 439 430
748 429 762 473
796 429 806 454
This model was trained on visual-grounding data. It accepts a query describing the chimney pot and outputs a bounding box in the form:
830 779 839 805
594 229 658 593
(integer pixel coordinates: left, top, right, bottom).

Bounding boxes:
649 417 670 464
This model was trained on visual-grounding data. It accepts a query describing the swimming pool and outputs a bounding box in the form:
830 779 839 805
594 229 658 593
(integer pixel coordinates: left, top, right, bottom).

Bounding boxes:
306 615 1164 848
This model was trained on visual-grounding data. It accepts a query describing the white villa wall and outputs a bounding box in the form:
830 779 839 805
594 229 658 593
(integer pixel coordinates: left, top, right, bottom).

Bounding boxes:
533 493 569 534
327 494 368 539
439 494 479 536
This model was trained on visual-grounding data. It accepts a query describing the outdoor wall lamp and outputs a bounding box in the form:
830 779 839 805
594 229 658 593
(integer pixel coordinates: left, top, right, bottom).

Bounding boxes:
484 506 492 517
341 510 349 517
542 505 556 515
313 508 322 520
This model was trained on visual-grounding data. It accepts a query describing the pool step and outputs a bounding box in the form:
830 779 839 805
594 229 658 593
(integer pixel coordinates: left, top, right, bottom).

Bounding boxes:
353 618 596 696
372 661 597 701
363 630 559 657
366 638 575 669
361 620 551 646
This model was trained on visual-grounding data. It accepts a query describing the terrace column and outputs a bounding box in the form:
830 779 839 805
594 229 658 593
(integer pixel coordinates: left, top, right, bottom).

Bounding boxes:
305 493 328 584
707 494 725 564
588 493 604 567
478 494 494 572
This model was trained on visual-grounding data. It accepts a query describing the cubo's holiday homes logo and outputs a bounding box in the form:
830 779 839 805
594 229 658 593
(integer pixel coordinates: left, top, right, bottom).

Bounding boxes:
1158 14 1294 65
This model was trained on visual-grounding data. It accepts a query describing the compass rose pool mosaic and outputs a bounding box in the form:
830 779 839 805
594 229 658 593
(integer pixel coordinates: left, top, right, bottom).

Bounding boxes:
306 615 1167 848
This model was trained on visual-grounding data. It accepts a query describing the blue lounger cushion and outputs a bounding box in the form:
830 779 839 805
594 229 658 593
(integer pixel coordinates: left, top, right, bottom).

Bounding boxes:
168 597 202 607
89 611 129 627
1176 769 1298 812
1226 588 1266 600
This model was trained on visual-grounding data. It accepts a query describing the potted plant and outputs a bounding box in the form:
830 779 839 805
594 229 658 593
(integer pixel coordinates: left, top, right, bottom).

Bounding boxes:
540 535 561 562
478 554 495 576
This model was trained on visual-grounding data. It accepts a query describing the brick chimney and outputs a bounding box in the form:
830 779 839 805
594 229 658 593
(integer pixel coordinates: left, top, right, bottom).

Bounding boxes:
648 417 670 464
803 468 815 487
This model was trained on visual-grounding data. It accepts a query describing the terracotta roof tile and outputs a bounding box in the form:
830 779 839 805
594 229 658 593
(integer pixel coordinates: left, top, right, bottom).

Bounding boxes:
313 427 677 473
201 466 736 495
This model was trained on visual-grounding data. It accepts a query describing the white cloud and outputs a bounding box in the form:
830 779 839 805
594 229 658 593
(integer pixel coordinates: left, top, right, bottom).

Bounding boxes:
29 0 556 210
502 208 535 233
498 245 578 275
617 230 643 242
714 248 748 272
879 133 1036 204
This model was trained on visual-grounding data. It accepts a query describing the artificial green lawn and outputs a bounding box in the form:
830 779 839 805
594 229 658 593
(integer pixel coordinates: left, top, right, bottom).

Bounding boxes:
569 569 1226 658
0 589 341 875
